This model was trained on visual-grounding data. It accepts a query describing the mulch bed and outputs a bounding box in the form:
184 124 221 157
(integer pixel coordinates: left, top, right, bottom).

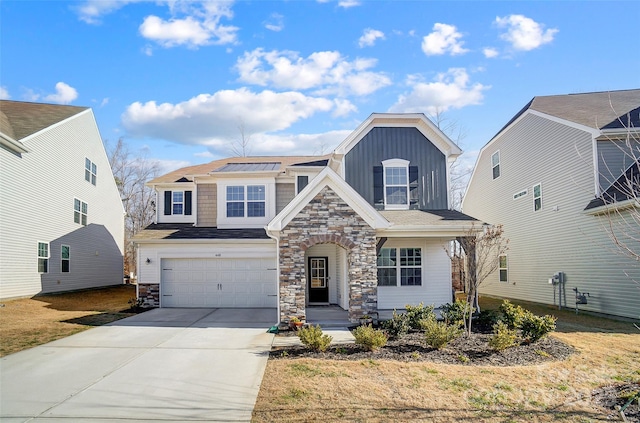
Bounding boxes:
592 383 640 423
270 331 576 366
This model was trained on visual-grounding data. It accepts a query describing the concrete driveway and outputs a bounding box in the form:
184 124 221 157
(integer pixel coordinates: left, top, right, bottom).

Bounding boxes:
0 308 276 422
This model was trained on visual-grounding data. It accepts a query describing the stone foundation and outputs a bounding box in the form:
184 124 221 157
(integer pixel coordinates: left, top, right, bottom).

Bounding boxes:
138 283 160 307
278 186 377 323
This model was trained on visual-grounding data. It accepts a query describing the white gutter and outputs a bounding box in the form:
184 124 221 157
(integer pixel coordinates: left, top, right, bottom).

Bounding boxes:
265 227 282 324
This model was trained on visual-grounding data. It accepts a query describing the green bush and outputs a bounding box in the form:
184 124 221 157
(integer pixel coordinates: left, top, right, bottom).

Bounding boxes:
297 325 333 352
499 300 528 330
382 310 410 338
441 300 473 328
520 313 556 342
422 318 462 349
353 324 388 351
475 309 501 332
404 303 436 330
488 321 519 351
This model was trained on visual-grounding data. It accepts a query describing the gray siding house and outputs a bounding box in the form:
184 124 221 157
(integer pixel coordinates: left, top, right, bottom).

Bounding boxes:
0 101 125 299
462 90 640 319
134 113 479 323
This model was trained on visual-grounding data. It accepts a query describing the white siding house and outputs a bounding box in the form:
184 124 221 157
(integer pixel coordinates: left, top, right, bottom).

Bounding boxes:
0 101 125 299
462 90 640 320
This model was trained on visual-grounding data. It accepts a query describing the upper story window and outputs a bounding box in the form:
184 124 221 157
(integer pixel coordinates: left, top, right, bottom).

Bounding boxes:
226 185 266 218
38 242 49 273
297 175 309 194
85 158 97 185
163 190 192 216
533 183 542 211
74 198 88 226
499 255 508 283
382 159 410 210
491 151 500 179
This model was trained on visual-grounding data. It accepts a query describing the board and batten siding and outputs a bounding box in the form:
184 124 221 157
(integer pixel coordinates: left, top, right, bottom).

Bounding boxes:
344 127 448 210
377 238 452 310
196 183 217 226
0 110 124 299
463 113 640 319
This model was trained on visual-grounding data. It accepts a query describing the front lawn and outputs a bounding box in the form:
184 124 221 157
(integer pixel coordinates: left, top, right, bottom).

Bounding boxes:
253 297 640 422
0 285 139 357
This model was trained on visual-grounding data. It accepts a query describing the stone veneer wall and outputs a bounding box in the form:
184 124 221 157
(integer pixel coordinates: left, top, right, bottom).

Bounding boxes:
279 186 377 323
138 283 160 307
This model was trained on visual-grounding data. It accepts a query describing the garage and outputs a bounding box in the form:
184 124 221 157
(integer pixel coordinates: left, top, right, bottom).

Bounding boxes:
161 258 277 308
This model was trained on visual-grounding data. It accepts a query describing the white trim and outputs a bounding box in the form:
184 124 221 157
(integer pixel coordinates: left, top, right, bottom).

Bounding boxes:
37 240 50 274
499 254 508 283
491 150 501 180
61 244 70 273
267 167 390 231
584 198 640 215
216 178 275 228
19 108 93 144
0 132 29 153
533 182 542 212
382 159 410 210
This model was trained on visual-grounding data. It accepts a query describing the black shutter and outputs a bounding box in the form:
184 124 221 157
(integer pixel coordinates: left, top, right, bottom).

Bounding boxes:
164 191 172 215
373 166 384 208
184 191 192 215
409 166 419 208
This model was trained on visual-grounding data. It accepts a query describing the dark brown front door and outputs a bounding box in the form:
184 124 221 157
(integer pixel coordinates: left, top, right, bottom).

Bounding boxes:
308 257 329 303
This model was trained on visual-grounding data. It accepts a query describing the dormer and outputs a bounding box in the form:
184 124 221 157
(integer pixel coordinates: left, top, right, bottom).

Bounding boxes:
156 178 196 224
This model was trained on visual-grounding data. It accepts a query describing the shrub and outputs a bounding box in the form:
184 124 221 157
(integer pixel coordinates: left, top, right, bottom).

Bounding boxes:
353 324 388 351
520 313 556 342
488 321 519 351
441 300 473 328
422 318 462 349
382 310 410 338
474 309 501 333
405 303 436 330
499 300 528 330
297 325 333 352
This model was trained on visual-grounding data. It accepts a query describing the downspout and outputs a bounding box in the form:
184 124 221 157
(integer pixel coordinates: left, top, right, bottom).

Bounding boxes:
265 227 281 324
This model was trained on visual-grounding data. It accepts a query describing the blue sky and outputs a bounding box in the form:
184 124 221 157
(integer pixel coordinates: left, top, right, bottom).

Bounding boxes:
2 0 639 174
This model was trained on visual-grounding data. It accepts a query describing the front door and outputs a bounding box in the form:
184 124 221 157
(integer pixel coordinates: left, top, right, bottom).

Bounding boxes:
308 257 329 303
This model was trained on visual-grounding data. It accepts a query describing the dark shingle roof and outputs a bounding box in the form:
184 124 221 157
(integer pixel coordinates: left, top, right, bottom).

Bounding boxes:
133 224 271 241
0 100 88 141
585 161 640 210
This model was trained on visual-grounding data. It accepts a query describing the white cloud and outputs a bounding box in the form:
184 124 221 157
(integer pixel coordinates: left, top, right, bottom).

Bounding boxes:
235 48 391 96
332 99 357 117
194 150 214 158
249 129 351 156
264 13 284 32
44 82 79 104
155 158 192 175
483 47 499 58
139 1 238 48
121 88 334 145
338 0 361 8
0 86 10 100
422 23 468 56
74 0 138 24
495 14 558 51
100 98 110 107
358 28 385 48
389 68 490 115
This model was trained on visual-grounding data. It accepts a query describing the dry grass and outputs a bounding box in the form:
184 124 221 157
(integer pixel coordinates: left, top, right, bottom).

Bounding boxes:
0 284 137 357
253 297 640 422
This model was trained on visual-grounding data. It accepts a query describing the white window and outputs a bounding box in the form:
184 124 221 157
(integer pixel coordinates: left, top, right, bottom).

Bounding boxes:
382 159 410 210
74 198 88 226
172 191 184 215
61 245 70 273
85 158 97 185
38 242 49 273
226 185 265 218
533 183 542 211
491 151 500 179
377 247 422 286
499 255 508 283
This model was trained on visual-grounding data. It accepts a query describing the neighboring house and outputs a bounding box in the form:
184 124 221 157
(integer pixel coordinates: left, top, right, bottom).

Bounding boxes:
0 100 125 299
463 89 640 319
133 113 479 323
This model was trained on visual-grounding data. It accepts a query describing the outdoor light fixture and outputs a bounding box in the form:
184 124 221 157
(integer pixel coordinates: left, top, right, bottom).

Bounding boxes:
146 258 151 264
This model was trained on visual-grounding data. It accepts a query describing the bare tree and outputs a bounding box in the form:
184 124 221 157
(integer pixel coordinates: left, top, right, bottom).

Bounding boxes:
429 108 471 211
106 138 160 276
449 223 509 336
230 120 252 157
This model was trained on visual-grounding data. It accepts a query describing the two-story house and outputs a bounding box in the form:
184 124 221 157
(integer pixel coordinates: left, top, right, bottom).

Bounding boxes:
0 100 125 299
134 113 479 323
462 89 640 320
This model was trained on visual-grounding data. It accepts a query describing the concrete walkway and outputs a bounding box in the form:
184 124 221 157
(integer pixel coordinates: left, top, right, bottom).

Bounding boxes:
0 308 276 422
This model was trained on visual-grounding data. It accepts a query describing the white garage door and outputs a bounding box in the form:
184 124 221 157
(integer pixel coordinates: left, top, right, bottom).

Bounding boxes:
161 258 277 308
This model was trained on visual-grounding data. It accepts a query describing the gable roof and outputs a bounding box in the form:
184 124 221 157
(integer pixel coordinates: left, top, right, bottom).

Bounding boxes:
0 100 88 141
149 155 331 184
493 89 640 139
334 113 462 159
